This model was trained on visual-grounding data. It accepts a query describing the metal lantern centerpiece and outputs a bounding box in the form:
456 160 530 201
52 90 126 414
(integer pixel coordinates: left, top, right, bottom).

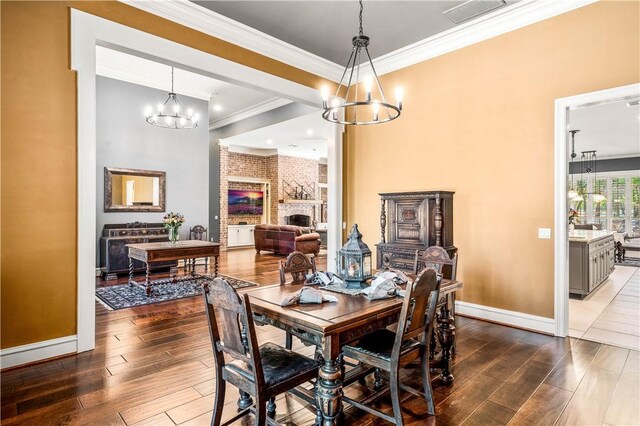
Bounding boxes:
338 224 372 289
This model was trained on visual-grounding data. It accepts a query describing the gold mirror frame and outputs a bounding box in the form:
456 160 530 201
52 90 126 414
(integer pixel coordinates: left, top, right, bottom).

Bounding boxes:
104 167 166 212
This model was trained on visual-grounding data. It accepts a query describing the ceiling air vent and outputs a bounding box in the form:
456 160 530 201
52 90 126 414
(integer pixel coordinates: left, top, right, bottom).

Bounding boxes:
443 0 507 24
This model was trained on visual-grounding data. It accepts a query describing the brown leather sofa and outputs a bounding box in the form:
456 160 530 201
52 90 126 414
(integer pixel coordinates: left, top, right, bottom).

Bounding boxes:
254 224 321 256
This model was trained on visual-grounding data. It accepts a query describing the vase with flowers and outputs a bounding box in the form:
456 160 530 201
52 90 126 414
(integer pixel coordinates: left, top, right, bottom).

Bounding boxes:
568 208 579 230
163 211 185 244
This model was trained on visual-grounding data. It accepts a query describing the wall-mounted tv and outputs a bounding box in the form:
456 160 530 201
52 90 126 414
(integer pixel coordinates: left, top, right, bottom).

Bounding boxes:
228 189 264 215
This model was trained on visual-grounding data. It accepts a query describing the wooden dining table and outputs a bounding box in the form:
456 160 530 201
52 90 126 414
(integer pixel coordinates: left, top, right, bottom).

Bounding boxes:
242 277 463 426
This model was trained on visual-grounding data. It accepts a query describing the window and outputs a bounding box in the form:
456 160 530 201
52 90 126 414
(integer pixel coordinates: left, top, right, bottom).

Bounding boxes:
610 177 626 232
570 172 640 233
632 176 640 233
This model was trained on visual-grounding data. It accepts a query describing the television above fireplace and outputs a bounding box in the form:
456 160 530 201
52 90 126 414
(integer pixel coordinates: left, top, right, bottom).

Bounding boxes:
228 189 264 215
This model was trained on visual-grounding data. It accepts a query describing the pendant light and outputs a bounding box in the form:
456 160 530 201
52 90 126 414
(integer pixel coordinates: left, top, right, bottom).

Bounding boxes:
144 67 200 129
568 130 579 199
321 0 403 125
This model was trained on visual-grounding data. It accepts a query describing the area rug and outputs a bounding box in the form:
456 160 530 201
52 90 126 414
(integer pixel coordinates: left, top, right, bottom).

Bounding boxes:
618 258 640 267
95 274 258 310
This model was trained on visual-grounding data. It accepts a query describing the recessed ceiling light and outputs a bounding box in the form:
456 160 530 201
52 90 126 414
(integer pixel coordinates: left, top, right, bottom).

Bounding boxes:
627 100 639 107
288 144 298 148
267 139 273 145
213 104 223 111
306 129 314 136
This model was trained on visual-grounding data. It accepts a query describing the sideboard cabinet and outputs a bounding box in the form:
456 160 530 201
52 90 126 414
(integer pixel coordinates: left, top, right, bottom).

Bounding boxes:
376 191 456 276
100 222 177 279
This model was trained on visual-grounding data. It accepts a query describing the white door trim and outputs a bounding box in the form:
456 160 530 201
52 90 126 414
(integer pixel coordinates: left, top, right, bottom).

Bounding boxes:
553 83 640 337
71 9 342 356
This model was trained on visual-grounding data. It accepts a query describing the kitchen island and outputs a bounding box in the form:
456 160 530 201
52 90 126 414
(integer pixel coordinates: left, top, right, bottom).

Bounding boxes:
569 230 615 298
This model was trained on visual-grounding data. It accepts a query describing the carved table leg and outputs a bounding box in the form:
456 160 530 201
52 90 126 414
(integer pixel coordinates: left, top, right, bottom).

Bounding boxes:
316 358 343 426
145 262 152 297
437 296 456 383
214 255 219 277
128 257 134 286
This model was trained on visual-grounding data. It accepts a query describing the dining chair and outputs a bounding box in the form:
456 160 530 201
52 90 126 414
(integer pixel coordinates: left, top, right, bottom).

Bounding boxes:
203 277 321 426
279 251 317 350
184 225 209 271
341 268 442 425
414 246 458 318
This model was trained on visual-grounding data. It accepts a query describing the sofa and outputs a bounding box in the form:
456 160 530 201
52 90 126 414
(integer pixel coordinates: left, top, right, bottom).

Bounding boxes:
254 224 321 255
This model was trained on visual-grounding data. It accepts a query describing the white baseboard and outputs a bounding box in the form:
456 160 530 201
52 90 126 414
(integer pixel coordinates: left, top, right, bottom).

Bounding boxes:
455 301 555 335
95 268 101 277
1 335 78 369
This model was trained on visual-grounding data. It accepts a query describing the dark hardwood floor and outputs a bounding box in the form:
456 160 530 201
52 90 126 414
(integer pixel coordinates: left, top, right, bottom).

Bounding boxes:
2 248 638 425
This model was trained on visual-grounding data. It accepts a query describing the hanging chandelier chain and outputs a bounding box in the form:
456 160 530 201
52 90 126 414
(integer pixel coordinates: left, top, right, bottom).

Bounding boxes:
358 0 364 36
171 67 175 93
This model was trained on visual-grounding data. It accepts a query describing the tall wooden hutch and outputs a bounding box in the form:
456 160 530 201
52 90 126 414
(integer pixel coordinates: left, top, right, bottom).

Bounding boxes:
376 190 456 275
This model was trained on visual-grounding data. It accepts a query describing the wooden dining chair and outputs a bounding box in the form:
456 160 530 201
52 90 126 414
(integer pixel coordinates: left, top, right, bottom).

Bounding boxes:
414 246 458 318
279 251 317 286
279 251 317 350
341 268 442 425
203 277 321 426
184 225 209 272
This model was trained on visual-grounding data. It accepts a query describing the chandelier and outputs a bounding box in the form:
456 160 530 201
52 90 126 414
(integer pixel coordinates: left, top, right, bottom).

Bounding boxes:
569 130 605 203
145 67 200 130
321 0 403 125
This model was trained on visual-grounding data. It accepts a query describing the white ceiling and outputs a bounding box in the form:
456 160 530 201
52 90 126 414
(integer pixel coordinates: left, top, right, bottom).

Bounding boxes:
191 1 519 64
569 99 640 158
96 46 289 128
221 111 329 160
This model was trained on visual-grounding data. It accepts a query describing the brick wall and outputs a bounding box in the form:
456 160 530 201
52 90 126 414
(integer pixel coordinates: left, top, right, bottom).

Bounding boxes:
319 163 327 184
219 149 324 248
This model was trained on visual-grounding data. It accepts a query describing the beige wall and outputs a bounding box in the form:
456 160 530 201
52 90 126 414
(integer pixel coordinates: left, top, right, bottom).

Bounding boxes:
344 1 639 319
0 1 329 349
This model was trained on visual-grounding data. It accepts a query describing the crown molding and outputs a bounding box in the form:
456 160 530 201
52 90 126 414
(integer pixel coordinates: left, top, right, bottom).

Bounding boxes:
209 97 292 130
121 0 596 85
356 0 597 77
120 0 343 82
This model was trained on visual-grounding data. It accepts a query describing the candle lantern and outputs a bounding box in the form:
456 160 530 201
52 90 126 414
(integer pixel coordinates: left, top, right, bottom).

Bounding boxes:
338 224 372 289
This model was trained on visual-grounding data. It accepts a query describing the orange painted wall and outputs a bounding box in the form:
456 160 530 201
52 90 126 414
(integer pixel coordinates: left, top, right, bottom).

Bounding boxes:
344 1 640 318
0 1 328 349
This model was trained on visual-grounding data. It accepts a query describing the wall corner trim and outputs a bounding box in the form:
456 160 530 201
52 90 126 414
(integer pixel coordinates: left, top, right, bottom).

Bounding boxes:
455 301 556 335
0 336 78 369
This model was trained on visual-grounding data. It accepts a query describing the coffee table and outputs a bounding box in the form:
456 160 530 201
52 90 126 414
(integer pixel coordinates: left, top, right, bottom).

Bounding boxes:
126 240 220 296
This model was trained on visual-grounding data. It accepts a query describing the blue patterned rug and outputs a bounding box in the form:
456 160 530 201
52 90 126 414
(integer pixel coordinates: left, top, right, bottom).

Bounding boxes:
95 274 258 310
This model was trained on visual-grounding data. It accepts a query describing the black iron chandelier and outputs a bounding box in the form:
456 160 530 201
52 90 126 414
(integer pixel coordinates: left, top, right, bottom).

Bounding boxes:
321 0 403 125
145 67 200 130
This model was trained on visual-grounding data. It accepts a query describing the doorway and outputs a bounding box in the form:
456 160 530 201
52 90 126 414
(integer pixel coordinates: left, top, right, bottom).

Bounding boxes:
553 83 640 343
72 10 343 353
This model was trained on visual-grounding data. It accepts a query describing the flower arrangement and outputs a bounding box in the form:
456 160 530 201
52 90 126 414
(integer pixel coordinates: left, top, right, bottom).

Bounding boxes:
163 211 185 244
568 208 579 225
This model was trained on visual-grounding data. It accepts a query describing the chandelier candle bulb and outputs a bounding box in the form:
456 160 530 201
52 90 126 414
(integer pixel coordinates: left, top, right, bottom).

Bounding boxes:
373 102 379 122
321 85 330 108
364 75 373 102
157 104 164 113
395 87 404 110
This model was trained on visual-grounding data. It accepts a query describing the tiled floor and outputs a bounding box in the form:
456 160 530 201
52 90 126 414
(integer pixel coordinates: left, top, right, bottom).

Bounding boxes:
569 266 640 350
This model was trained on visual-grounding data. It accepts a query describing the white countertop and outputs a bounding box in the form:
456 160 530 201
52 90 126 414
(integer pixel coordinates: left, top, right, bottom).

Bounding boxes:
569 230 615 243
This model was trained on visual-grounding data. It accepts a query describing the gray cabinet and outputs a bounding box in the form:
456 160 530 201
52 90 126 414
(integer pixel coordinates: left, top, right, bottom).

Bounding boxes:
569 234 614 298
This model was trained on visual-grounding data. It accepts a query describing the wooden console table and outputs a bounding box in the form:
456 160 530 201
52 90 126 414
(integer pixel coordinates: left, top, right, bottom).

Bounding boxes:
126 240 220 296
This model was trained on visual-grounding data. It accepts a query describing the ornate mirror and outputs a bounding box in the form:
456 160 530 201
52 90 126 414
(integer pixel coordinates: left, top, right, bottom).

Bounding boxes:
104 167 166 212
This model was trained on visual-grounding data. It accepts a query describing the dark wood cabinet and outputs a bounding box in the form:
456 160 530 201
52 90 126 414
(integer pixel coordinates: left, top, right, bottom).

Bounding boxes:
99 222 177 279
376 191 456 276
